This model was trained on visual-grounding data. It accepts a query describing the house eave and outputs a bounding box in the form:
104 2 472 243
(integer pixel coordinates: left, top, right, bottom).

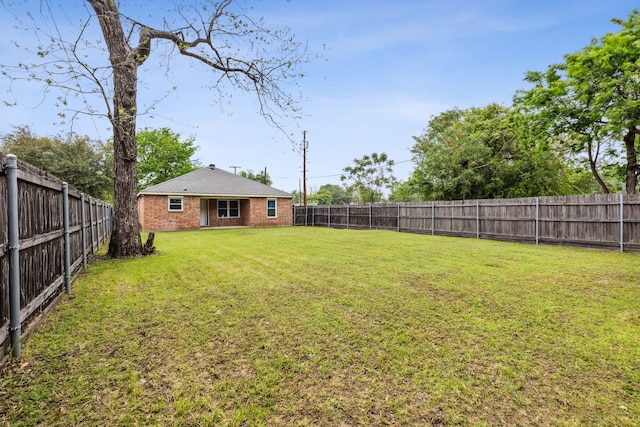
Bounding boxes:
138 191 292 199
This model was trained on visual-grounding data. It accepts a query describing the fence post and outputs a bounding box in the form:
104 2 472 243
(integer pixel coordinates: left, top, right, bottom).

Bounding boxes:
96 200 102 250
535 197 539 246
431 202 435 236
88 197 95 254
312 205 315 227
93 199 98 250
328 205 331 228
397 203 400 232
81 194 87 269
96 201 101 250
100 203 104 240
369 204 372 230
347 204 350 229
106 205 111 235
103 203 108 239
62 183 71 294
476 200 480 239
620 193 624 253
6 154 21 358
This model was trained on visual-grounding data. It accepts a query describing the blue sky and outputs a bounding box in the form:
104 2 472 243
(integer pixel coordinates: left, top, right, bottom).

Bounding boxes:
0 0 637 193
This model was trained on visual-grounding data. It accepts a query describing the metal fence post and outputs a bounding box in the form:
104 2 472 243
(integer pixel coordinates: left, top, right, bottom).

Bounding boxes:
620 193 624 252
476 200 480 239
99 202 104 240
347 204 350 229
431 202 435 235
81 194 87 269
88 197 95 254
62 183 71 294
535 197 539 246
96 201 101 250
102 203 108 239
6 154 21 357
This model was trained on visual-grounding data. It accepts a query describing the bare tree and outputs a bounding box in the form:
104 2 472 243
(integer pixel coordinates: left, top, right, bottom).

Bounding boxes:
2 0 309 257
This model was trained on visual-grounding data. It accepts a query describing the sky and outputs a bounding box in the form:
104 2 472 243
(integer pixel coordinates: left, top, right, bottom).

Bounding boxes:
0 0 638 194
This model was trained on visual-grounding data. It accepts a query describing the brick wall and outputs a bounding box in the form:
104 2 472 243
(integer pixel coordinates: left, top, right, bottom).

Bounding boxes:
138 195 200 231
248 197 292 226
139 195 293 231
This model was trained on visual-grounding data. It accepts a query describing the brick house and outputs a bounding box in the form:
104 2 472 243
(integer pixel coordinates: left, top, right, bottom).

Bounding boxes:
138 164 292 231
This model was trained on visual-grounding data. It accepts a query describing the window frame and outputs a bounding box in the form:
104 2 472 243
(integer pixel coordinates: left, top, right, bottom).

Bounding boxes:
168 196 184 212
217 199 240 218
266 198 277 218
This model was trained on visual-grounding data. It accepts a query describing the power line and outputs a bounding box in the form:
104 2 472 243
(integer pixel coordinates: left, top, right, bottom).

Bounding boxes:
307 159 413 180
271 159 414 181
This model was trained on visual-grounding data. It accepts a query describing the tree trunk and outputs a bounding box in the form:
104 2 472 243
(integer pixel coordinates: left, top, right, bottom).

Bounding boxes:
589 158 610 194
108 63 143 257
107 50 143 257
624 128 638 194
143 232 156 255
587 138 610 194
89 0 143 257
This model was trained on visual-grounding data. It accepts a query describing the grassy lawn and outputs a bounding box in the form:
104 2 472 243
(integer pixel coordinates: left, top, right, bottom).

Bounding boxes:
1 226 639 426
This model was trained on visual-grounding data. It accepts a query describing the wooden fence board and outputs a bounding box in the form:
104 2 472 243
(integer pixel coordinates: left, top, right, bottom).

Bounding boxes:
0 153 112 362
294 194 640 252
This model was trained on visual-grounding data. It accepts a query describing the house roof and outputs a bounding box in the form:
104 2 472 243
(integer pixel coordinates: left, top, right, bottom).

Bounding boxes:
138 165 292 198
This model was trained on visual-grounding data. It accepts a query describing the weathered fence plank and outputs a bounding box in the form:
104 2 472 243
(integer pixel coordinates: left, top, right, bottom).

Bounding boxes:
0 153 112 362
294 194 640 252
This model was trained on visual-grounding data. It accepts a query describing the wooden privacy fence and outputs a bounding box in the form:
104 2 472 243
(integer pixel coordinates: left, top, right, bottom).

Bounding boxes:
0 153 112 361
293 194 640 252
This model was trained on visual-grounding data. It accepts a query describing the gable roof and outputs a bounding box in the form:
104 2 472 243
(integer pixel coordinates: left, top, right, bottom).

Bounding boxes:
138 165 291 198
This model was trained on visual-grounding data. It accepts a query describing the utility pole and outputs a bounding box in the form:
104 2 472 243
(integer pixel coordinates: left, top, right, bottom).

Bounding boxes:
263 167 268 184
229 165 241 174
303 130 308 206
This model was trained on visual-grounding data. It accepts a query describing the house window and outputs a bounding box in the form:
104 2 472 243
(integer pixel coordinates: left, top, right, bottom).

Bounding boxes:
168 197 183 211
267 199 277 218
218 200 240 218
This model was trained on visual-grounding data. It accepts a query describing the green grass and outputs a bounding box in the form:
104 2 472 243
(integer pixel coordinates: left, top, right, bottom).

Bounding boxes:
1 227 639 426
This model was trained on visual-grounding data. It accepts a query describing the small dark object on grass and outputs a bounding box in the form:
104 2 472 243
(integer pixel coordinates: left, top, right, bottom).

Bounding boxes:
143 233 156 255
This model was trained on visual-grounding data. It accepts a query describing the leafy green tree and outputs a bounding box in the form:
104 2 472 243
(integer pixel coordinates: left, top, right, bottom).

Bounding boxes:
290 189 302 205
307 188 332 205
340 152 396 203
1 126 113 200
515 68 615 193
240 169 272 186
407 104 586 201
388 179 423 202
515 9 640 194
308 184 350 205
2 1 310 257
136 128 201 190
